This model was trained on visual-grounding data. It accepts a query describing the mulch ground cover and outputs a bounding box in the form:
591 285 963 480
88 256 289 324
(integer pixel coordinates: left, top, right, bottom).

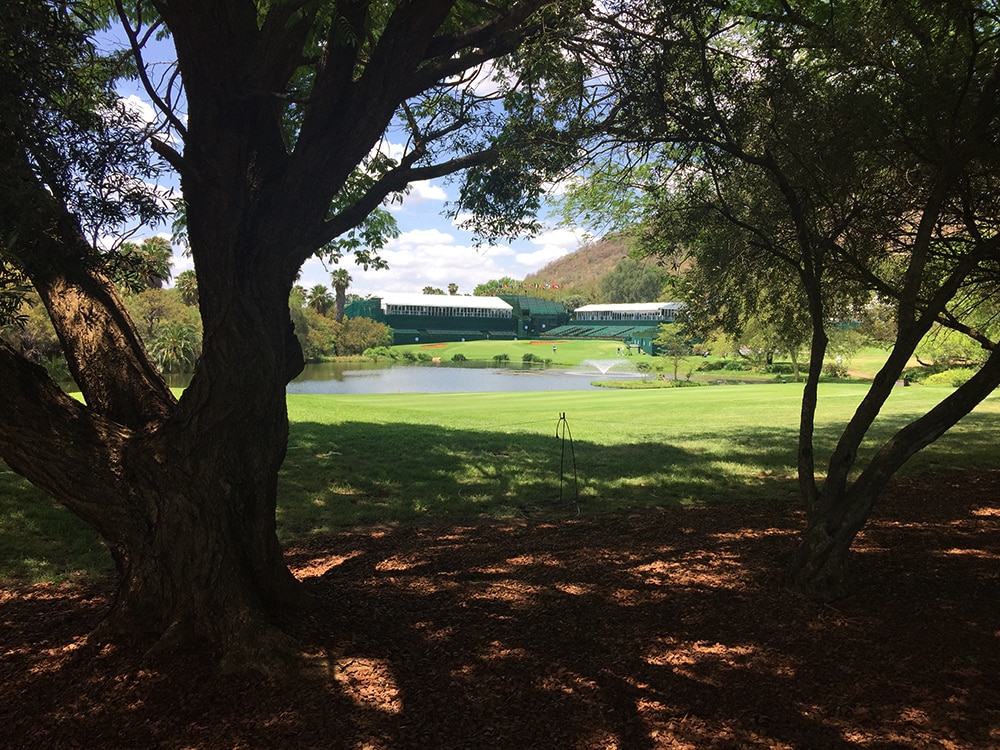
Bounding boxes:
1 469 998 749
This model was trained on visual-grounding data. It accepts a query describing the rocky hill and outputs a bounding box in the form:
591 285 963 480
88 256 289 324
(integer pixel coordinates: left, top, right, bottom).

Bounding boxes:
522 235 631 296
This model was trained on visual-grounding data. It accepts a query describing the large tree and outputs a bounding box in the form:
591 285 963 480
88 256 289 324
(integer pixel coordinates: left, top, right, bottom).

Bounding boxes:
569 0 1000 598
0 0 598 671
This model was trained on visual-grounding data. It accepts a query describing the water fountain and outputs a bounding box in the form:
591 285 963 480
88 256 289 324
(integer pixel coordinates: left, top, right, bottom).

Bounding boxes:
579 358 637 376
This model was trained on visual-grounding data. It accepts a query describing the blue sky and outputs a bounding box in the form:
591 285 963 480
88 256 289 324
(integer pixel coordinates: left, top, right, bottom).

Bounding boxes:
294 180 588 298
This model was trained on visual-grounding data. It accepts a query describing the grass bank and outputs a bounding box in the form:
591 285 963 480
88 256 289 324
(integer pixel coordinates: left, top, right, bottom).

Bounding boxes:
392 338 627 367
3 383 998 583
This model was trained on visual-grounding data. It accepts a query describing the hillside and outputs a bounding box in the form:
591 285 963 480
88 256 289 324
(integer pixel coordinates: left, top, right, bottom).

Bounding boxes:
523 235 631 292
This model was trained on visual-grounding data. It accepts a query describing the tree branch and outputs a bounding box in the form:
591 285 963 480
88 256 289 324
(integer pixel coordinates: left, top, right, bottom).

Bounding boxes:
308 148 498 251
2 139 176 429
114 0 189 140
424 0 551 59
0 341 133 532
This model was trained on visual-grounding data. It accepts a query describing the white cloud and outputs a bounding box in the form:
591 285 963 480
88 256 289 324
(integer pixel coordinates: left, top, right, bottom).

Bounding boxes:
297 227 518 297
119 94 156 125
390 179 448 212
169 247 194 277
295 212 589 298
513 227 588 268
394 228 454 247
409 180 447 202
542 173 583 198
447 59 512 98
379 140 407 162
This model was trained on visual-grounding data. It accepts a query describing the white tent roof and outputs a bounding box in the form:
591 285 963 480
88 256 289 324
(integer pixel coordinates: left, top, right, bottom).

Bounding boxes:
574 302 682 313
379 292 513 311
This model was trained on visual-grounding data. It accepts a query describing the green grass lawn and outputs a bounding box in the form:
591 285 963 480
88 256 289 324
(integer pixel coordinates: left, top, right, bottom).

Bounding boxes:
4 379 998 584
393 337 630 367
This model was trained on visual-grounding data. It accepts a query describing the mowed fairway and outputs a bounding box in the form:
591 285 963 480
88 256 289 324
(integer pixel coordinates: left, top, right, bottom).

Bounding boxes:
392 338 631 366
279 383 1000 536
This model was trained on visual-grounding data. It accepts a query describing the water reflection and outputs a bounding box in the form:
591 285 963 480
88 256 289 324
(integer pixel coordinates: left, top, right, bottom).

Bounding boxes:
287 361 636 395
83 361 644 396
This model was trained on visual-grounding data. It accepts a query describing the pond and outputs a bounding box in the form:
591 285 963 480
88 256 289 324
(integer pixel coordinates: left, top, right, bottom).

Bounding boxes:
285 361 644 395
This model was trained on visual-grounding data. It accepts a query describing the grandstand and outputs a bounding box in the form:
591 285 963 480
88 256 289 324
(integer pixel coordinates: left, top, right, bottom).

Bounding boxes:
343 292 561 344
343 294 682 349
542 302 685 354
498 295 570 338
574 302 684 322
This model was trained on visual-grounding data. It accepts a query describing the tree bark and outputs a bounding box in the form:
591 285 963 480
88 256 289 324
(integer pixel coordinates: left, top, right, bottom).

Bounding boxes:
1 132 175 428
335 287 346 323
0 277 309 671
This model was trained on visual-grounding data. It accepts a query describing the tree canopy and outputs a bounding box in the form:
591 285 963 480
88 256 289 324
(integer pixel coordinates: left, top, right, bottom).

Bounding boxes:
600 257 667 303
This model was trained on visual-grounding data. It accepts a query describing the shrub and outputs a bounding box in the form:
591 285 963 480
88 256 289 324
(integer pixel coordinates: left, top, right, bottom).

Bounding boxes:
823 361 849 378
416 352 433 361
698 360 728 371
336 317 393 356
401 351 418 361
902 364 947 383
522 352 542 363
451 353 467 362
363 346 394 360
923 368 976 387
493 353 509 362
722 360 752 371
763 363 793 374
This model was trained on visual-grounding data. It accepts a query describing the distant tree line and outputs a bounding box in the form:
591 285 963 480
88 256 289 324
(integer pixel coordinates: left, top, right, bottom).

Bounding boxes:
289 282 392 361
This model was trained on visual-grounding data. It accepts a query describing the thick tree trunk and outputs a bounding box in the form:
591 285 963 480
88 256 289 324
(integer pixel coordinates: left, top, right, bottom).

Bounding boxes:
1 245 309 672
100 275 310 666
101 432 307 671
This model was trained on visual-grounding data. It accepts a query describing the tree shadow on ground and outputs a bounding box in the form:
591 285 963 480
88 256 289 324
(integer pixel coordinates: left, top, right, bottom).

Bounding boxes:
2 470 997 748
276 417 821 549
277 413 999 536
2 406 993 580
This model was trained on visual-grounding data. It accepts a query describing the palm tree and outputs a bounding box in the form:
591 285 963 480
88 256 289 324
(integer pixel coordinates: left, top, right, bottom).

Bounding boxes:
137 236 174 289
148 321 200 373
306 284 334 316
175 269 199 306
330 269 352 323
448 282 459 295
